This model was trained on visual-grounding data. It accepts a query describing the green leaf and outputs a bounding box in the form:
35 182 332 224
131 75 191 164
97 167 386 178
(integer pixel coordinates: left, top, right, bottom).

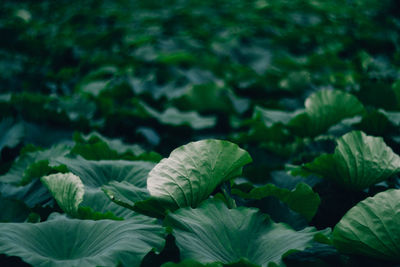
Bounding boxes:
162 259 223 267
0 216 166 267
79 188 133 219
298 131 400 190
0 118 24 153
164 199 330 267
0 195 30 222
72 132 161 162
147 139 252 210
232 182 320 221
0 179 51 208
289 89 365 137
0 145 71 185
41 173 84 216
49 157 155 218
141 105 217 130
173 83 249 114
333 189 400 261
103 181 165 218
253 106 298 127
51 157 155 188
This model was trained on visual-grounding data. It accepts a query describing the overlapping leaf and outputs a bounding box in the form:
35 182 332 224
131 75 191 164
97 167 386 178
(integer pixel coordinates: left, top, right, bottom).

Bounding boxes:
289 89 365 137
232 182 320 221
295 131 400 190
41 173 84 216
0 216 166 267
164 199 330 266
333 189 400 260
147 139 252 210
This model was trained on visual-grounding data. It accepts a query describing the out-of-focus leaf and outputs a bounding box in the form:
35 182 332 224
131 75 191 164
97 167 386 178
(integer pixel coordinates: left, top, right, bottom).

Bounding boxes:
71 132 161 162
0 145 71 185
0 118 24 153
0 195 30 222
232 182 320 221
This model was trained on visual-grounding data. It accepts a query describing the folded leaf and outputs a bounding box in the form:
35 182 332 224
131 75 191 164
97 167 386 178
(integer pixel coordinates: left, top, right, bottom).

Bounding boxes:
333 189 400 260
41 173 84 216
289 89 364 137
49 157 155 218
147 139 252 209
0 216 166 267
164 199 330 266
298 131 400 190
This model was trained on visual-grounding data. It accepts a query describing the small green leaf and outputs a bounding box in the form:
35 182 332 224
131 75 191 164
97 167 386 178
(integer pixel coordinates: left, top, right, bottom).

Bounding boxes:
41 173 84 216
232 182 320 221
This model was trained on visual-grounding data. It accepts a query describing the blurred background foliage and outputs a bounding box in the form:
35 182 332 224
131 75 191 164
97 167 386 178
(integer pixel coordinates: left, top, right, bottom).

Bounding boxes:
3 1 400 265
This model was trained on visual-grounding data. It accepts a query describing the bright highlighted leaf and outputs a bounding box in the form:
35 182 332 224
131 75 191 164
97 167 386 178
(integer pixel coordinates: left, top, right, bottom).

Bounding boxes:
232 182 320 221
333 189 400 261
0 216 166 267
289 89 365 137
49 157 155 218
164 199 329 266
147 139 252 209
297 131 400 190
41 173 84 216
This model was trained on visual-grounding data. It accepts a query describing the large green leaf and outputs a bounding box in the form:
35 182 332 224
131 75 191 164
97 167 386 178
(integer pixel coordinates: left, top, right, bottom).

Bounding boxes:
296 131 400 190
289 89 365 137
51 157 155 188
41 173 84 216
0 216 166 267
147 139 252 209
164 199 330 266
232 182 320 221
49 157 155 218
333 189 400 261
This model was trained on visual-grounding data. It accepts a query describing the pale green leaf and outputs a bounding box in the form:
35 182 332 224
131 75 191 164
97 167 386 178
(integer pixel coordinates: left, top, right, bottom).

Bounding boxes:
147 139 252 209
41 173 84 216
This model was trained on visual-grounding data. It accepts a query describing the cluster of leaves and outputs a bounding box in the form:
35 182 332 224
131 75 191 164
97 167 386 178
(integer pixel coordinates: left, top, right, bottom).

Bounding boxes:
3 0 400 266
